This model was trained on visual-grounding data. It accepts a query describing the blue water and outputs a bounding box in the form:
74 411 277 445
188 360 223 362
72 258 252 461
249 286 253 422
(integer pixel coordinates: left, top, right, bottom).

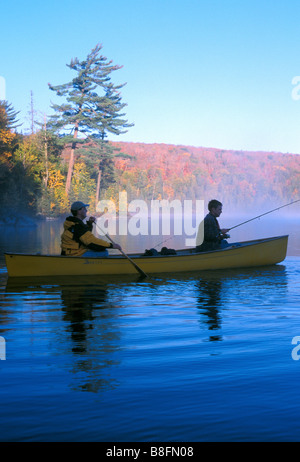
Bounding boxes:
0 217 300 442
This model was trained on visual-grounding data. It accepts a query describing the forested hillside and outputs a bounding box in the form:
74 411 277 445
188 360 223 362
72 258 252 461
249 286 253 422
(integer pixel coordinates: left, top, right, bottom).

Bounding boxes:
1 101 299 218
112 142 300 209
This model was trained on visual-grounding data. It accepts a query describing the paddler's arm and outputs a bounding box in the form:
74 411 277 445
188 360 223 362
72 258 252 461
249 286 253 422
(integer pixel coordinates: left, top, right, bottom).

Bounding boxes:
83 217 122 251
220 228 230 239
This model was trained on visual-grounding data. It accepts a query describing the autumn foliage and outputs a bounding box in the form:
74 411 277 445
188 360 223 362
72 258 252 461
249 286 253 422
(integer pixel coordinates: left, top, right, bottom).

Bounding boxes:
112 142 300 208
1 100 300 217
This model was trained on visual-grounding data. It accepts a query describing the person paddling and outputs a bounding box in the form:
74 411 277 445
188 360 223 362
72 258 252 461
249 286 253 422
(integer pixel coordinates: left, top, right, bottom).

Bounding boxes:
61 201 122 257
196 199 230 252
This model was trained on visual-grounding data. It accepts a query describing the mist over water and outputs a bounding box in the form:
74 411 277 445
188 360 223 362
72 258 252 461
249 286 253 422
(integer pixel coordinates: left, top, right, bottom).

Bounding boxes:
0 211 298 258
224 213 300 256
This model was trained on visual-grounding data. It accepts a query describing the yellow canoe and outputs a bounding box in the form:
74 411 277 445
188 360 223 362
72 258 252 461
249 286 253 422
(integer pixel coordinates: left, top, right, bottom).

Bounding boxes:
4 235 288 278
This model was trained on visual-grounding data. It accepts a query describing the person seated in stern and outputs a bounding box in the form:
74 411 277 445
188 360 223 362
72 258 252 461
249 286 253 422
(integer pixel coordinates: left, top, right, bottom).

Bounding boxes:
61 201 122 257
195 199 230 252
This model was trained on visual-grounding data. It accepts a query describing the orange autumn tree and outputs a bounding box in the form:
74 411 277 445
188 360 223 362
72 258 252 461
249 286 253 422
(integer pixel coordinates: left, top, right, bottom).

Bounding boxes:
0 101 18 164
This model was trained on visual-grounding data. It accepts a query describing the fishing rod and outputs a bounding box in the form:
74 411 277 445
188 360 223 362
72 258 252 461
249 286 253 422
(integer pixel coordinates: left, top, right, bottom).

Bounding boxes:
229 199 300 231
153 236 172 250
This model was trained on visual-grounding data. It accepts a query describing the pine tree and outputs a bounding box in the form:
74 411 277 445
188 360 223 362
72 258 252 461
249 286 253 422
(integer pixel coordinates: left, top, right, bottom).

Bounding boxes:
48 44 133 195
0 100 21 131
78 139 132 209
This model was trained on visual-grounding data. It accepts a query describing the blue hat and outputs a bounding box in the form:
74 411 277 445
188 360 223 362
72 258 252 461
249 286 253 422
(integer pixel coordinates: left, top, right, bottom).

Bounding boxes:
71 201 89 211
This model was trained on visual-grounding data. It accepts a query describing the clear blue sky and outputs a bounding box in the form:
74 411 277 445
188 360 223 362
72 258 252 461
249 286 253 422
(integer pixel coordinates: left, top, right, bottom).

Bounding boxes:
1 0 300 153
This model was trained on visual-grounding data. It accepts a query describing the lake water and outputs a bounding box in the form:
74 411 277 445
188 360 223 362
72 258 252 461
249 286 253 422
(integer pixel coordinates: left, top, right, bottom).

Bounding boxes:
0 212 300 442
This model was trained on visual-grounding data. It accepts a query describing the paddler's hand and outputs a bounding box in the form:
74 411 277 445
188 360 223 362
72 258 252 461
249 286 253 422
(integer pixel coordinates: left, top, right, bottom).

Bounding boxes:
112 243 122 251
220 228 230 235
87 216 96 225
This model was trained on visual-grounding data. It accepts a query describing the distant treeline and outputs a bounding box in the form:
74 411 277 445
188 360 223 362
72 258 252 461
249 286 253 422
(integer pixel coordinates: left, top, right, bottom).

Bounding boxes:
2 137 299 218
112 142 300 209
1 102 299 218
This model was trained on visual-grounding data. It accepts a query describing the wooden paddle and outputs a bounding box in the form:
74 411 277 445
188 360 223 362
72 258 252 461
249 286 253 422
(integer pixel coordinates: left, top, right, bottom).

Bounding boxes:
96 224 148 279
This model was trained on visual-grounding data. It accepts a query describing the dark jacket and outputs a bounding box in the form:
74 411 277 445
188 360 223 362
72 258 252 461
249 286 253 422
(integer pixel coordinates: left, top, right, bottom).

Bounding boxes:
196 213 222 252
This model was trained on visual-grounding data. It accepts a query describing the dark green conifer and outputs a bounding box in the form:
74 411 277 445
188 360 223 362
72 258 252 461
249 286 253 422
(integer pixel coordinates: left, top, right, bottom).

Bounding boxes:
48 44 133 195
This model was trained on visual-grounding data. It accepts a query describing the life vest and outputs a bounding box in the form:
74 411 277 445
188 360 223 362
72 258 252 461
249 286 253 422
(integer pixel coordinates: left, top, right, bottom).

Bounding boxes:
61 216 111 256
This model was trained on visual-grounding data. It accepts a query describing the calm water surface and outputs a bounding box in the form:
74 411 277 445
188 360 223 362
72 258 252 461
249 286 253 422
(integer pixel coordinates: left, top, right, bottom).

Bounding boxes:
0 214 300 442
